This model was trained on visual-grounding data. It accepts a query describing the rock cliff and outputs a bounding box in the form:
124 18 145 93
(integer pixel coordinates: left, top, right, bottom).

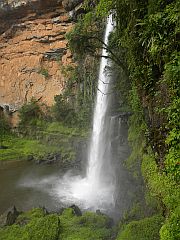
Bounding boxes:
0 0 83 124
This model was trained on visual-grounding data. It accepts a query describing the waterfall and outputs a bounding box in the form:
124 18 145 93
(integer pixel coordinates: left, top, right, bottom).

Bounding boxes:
69 14 116 210
87 14 114 186
53 14 116 213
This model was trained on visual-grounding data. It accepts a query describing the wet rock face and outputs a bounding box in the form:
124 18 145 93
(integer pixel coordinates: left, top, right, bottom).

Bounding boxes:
0 0 75 125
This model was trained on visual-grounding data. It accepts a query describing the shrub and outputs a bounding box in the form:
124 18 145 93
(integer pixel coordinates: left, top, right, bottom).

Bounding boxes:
0 225 27 240
0 210 59 240
19 98 43 127
59 208 113 240
160 206 180 240
53 94 77 126
38 68 49 78
0 116 10 146
25 214 59 240
117 215 164 240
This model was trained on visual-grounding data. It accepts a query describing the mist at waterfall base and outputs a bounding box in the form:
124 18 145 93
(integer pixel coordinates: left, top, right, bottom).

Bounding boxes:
18 15 136 219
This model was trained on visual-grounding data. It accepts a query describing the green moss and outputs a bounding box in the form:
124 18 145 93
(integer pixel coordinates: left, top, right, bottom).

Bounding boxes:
59 208 112 240
0 135 60 161
160 206 180 240
79 212 111 228
126 84 147 178
0 225 27 240
25 214 59 240
0 119 90 162
0 209 59 240
117 215 164 240
142 150 180 211
16 208 46 224
0 208 113 240
46 122 89 138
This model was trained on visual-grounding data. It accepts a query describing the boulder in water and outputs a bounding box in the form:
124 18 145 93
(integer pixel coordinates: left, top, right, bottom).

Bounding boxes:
70 204 82 216
0 206 20 227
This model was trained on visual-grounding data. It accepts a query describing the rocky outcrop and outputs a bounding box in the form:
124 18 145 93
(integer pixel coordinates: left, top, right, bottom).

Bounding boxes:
62 0 84 11
0 206 20 226
0 0 79 125
69 204 82 216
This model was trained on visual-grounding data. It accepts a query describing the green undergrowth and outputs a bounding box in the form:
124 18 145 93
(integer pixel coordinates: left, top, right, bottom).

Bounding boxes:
142 151 180 240
142 150 180 212
59 208 113 240
45 122 89 138
0 134 59 161
116 214 164 240
0 121 88 162
0 210 59 240
160 206 180 240
118 82 179 239
125 90 179 239
0 208 113 240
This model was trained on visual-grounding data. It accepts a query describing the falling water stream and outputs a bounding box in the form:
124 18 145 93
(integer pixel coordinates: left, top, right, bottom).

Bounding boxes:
47 14 116 212
65 14 116 209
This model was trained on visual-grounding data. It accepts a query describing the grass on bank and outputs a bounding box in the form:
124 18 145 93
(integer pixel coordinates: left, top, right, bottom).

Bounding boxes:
0 134 60 161
45 122 89 138
0 121 88 162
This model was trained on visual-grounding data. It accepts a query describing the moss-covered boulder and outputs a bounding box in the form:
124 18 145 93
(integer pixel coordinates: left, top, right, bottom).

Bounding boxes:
59 208 113 240
0 213 60 240
160 206 180 240
0 207 114 240
116 215 164 240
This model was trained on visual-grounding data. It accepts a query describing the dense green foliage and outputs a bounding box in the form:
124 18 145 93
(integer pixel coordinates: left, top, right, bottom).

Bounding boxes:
117 215 164 240
59 208 113 240
122 75 180 240
0 209 59 240
0 115 10 146
0 208 113 240
78 0 180 239
160 206 180 240
53 94 77 125
53 54 99 128
113 0 179 181
83 0 180 177
66 12 104 59
19 98 44 127
164 54 180 181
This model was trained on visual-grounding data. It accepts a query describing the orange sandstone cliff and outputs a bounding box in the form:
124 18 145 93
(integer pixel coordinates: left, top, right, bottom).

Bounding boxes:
0 0 83 124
